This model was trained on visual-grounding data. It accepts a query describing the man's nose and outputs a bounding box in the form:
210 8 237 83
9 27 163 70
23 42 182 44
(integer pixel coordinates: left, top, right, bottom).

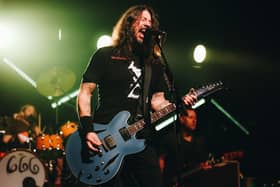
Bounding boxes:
144 20 152 27
143 24 151 29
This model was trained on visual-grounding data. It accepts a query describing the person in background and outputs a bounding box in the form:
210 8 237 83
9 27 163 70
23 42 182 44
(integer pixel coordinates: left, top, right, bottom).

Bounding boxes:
159 108 211 187
2 104 40 148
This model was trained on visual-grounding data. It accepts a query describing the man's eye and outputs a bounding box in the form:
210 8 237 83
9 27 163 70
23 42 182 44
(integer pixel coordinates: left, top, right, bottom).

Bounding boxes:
141 18 147 21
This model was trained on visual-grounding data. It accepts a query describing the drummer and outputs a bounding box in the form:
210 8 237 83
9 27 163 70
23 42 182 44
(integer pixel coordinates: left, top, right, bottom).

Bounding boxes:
2 104 40 149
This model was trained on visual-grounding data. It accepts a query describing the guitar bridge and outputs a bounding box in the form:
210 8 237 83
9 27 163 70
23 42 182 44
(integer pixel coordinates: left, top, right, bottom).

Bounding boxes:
104 135 116 149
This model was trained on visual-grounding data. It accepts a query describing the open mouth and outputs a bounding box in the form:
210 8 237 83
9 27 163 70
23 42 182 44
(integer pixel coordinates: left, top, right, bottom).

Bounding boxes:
137 27 151 42
138 29 146 40
139 28 146 34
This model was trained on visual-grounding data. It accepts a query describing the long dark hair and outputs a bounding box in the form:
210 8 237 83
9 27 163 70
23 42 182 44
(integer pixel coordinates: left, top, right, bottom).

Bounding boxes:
112 5 161 58
19 104 37 119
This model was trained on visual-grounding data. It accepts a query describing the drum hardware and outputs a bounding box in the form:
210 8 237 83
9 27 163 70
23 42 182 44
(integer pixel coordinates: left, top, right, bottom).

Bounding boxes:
45 159 56 172
35 67 76 125
36 134 64 151
18 133 35 151
60 121 78 138
35 134 64 164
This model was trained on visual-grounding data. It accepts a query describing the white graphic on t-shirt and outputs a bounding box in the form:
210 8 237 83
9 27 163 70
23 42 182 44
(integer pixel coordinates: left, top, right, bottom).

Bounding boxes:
127 61 142 99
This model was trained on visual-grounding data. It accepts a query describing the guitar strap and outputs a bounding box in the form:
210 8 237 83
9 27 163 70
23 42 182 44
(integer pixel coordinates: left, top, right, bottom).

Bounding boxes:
142 61 152 126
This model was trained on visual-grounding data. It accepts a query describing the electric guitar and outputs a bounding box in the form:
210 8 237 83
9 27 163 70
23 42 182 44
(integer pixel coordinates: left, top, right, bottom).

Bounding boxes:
171 151 244 186
65 81 224 185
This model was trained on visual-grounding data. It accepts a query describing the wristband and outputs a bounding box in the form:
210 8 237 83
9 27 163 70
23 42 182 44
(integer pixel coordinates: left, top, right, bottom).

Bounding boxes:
79 116 94 133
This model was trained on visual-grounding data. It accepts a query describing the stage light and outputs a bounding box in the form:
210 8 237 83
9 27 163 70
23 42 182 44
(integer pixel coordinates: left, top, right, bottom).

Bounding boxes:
155 114 177 131
51 103 57 109
0 24 16 49
2 57 37 88
58 28 62 41
193 44 206 63
192 98 206 109
51 89 79 109
210 99 250 135
97 35 112 49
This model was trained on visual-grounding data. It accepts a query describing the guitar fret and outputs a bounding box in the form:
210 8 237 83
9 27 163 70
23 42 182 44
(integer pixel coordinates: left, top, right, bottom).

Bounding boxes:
152 112 158 122
128 120 145 136
151 103 176 123
127 125 135 135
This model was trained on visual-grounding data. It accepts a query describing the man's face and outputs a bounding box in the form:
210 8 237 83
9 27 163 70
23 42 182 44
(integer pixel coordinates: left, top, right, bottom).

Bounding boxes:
132 9 152 44
180 110 197 131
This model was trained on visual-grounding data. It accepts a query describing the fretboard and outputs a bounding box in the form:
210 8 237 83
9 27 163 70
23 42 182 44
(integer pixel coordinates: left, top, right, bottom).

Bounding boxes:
127 103 176 136
126 81 223 136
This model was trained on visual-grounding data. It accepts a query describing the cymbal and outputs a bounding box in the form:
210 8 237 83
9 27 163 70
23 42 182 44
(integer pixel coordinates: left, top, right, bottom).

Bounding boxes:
36 67 76 97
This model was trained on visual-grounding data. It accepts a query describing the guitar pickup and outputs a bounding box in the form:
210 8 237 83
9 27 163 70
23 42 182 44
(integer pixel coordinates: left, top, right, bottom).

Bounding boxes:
104 135 116 149
119 127 131 141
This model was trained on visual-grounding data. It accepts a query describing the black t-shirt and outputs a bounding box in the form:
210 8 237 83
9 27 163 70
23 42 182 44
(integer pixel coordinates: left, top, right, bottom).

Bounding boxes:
0 116 36 151
82 46 168 125
2 116 35 135
160 129 209 184
178 134 209 169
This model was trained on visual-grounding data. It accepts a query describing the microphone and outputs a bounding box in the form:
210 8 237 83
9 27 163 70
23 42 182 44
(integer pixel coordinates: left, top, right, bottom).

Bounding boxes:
144 28 167 37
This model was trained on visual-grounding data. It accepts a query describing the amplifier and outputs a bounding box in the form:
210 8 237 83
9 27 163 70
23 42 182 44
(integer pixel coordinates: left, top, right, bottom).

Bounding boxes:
180 161 240 187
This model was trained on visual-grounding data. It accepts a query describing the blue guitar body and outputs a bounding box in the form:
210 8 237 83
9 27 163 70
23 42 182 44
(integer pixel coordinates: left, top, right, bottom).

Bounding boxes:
65 111 146 185
65 81 223 185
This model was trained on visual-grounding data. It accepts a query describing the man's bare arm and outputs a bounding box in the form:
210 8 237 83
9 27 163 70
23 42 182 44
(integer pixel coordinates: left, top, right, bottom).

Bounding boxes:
77 82 102 152
151 92 170 111
151 91 197 111
77 82 96 117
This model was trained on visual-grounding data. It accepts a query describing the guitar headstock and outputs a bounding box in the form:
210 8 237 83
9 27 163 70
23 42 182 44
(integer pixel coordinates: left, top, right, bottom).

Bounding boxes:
206 150 244 166
194 81 224 99
222 150 244 161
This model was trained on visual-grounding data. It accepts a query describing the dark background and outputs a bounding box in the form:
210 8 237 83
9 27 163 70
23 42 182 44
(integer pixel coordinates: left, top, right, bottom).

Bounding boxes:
0 0 279 180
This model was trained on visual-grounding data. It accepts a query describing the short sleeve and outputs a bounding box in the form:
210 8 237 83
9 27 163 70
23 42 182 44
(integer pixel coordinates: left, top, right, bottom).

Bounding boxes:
82 47 108 84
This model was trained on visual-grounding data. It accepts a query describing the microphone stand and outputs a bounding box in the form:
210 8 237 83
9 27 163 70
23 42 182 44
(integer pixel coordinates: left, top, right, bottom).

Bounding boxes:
154 35 184 185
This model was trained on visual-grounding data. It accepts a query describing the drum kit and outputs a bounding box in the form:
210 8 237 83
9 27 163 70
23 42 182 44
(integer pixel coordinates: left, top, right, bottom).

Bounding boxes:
0 67 78 187
0 120 78 187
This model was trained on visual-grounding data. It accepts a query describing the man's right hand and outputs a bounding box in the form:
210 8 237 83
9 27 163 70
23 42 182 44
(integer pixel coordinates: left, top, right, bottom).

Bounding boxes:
86 132 102 152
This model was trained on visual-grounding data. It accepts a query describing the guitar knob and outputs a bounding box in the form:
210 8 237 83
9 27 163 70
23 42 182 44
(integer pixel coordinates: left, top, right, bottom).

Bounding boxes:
96 177 102 183
101 161 105 165
104 169 110 175
98 151 103 157
95 166 100 171
87 174 93 179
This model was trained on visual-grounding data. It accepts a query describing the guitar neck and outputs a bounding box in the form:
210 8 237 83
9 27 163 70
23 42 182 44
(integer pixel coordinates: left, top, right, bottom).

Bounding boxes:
126 81 223 136
127 103 177 136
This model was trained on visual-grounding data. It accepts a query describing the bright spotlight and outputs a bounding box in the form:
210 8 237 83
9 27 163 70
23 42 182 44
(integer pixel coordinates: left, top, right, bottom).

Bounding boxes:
51 89 79 109
0 24 16 49
192 98 206 109
193 44 206 63
97 35 112 49
2 57 37 88
58 28 62 41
